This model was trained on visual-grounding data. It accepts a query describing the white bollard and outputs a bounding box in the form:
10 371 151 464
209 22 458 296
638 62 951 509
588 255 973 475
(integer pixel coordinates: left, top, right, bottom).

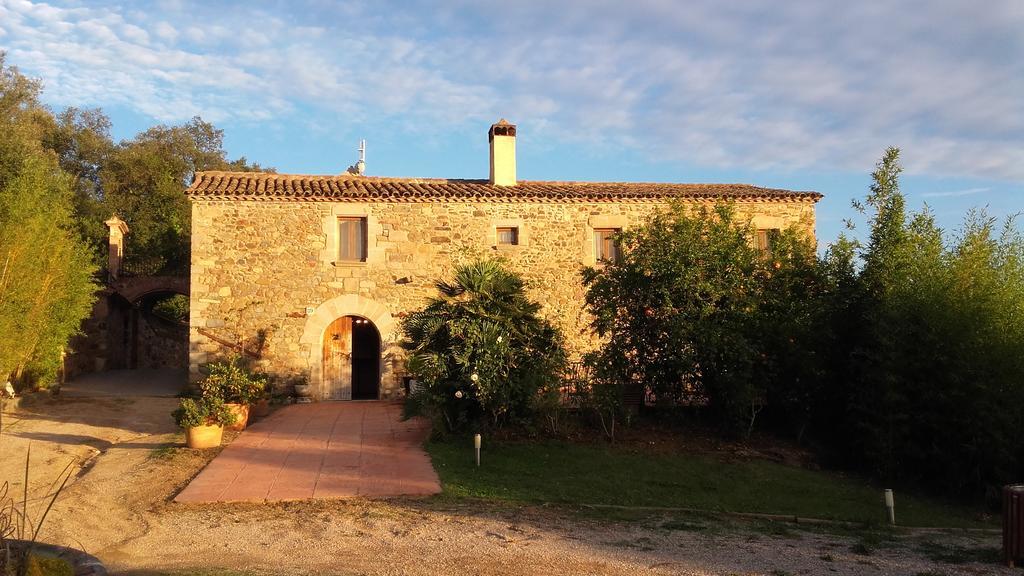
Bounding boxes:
884 489 895 525
474 434 482 467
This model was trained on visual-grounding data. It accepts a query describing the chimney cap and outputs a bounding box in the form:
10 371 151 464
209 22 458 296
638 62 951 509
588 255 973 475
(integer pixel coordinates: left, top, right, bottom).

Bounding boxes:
489 119 516 141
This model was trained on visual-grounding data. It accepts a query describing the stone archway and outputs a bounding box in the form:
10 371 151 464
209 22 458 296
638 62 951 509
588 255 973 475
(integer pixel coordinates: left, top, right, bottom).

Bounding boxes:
321 315 382 400
299 295 399 400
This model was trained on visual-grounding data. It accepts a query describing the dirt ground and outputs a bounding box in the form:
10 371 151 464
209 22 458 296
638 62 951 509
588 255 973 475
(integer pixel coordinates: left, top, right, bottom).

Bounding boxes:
0 387 1017 576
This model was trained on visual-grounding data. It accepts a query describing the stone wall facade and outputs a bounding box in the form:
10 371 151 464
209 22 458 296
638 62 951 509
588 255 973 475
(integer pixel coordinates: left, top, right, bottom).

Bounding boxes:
189 198 816 399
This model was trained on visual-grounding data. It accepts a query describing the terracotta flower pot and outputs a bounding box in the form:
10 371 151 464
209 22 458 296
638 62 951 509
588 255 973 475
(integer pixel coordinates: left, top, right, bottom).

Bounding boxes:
186 423 223 449
251 398 271 418
225 403 250 431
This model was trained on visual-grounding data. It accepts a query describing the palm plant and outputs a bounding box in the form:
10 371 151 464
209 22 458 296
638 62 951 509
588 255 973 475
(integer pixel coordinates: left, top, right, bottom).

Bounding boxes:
402 258 566 431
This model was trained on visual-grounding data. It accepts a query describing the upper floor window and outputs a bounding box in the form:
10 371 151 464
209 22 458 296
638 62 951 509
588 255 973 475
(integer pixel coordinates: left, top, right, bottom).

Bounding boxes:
594 228 621 263
756 228 780 255
496 226 519 246
339 217 367 262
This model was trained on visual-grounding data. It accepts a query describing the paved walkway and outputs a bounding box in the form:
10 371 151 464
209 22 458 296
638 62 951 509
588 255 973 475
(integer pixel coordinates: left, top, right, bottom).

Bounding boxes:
61 368 187 397
175 401 440 503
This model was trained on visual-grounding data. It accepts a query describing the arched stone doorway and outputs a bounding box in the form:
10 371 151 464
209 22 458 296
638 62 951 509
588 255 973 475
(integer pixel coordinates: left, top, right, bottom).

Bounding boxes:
322 315 381 400
299 294 399 400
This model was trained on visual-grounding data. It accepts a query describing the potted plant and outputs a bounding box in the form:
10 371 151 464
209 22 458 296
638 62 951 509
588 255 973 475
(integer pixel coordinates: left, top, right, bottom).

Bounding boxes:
250 388 272 419
197 360 269 431
172 396 237 448
292 376 312 403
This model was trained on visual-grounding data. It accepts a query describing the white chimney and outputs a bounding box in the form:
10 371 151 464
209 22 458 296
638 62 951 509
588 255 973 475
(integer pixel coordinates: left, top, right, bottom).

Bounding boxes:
489 119 516 186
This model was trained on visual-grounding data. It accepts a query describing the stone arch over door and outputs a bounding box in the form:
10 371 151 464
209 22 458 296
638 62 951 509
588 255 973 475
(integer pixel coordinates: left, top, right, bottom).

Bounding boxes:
299 295 399 400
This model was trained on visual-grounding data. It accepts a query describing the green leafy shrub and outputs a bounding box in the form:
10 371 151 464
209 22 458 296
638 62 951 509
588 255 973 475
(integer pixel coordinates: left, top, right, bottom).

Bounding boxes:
581 202 822 436
151 293 189 323
172 396 236 428
197 359 269 404
401 258 567 432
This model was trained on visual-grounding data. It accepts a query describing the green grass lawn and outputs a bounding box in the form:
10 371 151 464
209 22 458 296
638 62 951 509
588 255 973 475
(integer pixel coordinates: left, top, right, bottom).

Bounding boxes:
427 440 996 529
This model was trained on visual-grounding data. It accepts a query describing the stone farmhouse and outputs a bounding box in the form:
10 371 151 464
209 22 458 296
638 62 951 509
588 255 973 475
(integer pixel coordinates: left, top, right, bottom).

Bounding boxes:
185 120 822 401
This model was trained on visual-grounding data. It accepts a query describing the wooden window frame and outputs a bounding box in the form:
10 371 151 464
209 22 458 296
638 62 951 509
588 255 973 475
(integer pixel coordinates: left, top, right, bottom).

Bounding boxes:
338 217 368 262
756 228 780 255
496 226 519 246
594 228 621 264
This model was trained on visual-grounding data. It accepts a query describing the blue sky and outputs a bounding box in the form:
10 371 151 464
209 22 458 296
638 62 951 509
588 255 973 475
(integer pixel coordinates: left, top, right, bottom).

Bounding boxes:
1 0 1021 247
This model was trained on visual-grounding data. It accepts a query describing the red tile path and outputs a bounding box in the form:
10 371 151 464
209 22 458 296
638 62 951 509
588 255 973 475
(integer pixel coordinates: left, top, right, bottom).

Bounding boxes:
174 401 440 503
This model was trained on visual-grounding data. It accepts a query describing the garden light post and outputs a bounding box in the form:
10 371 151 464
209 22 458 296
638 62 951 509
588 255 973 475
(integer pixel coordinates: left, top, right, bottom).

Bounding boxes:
470 372 481 466
884 489 895 525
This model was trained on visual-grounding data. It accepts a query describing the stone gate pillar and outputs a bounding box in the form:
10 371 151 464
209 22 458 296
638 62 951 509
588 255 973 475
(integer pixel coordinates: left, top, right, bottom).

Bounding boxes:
104 216 129 282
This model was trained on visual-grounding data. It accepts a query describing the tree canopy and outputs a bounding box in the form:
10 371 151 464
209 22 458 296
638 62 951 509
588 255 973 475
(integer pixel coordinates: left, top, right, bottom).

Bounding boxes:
0 51 270 386
1 52 270 276
829 148 1024 498
582 203 822 436
581 147 1024 500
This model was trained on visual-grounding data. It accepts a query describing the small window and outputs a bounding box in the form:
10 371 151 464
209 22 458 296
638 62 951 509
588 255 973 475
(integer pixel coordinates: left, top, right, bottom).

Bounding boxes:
338 217 367 262
594 228 621 263
756 228 780 254
497 226 519 246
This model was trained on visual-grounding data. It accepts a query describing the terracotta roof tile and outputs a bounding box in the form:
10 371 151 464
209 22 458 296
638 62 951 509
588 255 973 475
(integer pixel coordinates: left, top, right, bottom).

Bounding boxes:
186 171 822 203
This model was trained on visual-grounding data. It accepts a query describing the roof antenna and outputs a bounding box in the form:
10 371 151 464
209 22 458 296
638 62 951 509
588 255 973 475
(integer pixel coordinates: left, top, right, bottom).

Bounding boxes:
346 139 366 176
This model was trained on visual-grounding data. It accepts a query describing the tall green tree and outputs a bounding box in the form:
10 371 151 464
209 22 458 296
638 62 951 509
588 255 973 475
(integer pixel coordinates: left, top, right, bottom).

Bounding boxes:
40 106 116 254
0 54 98 386
834 147 1024 498
0 51 271 386
100 117 270 275
840 147 914 477
5 65 270 276
756 228 832 442
582 202 823 436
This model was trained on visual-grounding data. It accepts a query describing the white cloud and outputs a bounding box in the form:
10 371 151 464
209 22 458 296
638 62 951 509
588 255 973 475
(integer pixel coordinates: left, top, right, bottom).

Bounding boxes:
152 21 177 42
0 0 1020 181
921 187 990 198
182 26 204 44
119 22 149 45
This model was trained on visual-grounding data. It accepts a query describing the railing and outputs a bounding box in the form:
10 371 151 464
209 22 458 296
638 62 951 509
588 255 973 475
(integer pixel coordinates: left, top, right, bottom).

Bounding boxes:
118 255 189 278
558 361 591 407
557 362 647 408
